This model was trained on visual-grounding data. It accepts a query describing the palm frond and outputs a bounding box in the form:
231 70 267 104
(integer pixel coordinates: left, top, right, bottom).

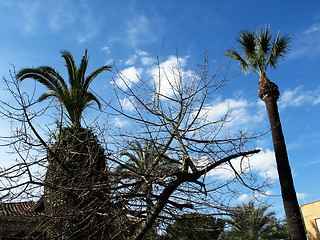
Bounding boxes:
84 92 102 110
38 66 68 91
121 151 144 169
77 49 89 87
84 65 112 91
18 49 109 128
238 30 256 59
269 33 291 69
17 67 63 94
61 50 77 86
257 27 272 55
38 91 59 102
225 48 250 73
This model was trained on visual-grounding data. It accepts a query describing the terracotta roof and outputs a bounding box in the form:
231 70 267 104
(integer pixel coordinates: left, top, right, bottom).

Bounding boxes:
0 200 46 235
0 201 41 217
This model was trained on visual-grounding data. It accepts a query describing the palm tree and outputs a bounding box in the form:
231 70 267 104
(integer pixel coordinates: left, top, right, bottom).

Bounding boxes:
116 141 161 237
165 213 225 240
17 49 111 128
226 27 306 239
222 202 288 240
17 50 111 239
117 141 173 214
117 140 178 236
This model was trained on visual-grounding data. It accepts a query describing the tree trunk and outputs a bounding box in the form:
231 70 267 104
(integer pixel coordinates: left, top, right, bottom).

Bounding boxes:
259 76 306 240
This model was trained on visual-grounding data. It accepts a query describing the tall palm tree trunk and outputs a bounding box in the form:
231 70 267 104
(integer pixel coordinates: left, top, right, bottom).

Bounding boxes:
259 75 306 240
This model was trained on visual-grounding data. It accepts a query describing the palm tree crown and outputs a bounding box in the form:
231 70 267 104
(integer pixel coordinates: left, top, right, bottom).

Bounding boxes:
17 49 111 127
117 141 170 180
226 27 291 77
224 202 288 240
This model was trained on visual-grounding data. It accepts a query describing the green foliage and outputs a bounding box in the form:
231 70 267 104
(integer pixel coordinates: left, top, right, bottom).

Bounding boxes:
221 202 288 240
163 213 225 240
117 140 178 180
45 126 110 239
52 126 106 173
226 26 291 75
17 49 111 127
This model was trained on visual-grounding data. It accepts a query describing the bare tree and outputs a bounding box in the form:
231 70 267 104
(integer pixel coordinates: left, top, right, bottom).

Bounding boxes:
105 54 264 239
0 54 267 240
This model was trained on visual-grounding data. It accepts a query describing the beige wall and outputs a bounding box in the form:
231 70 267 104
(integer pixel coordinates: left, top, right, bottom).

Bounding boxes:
301 200 320 240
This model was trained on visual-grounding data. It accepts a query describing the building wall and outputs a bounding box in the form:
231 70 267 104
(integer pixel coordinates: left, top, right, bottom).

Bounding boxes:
301 200 320 240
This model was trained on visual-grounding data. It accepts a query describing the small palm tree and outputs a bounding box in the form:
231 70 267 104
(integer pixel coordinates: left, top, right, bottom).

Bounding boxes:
17 49 111 128
165 213 225 240
222 202 288 240
117 141 177 219
118 141 161 209
226 27 306 239
118 141 157 179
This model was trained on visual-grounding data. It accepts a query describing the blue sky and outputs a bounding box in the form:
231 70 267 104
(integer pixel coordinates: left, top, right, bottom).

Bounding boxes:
0 0 319 217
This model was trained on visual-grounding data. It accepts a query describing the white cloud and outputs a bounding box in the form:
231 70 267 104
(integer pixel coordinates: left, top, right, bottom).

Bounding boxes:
238 194 249 202
254 190 273 199
120 97 135 112
105 59 114 65
279 86 320 108
204 98 248 121
200 98 264 129
113 66 143 90
141 57 154 66
305 23 320 35
47 2 75 31
17 2 41 34
209 149 277 180
113 117 129 127
248 149 278 179
12 1 101 42
136 50 148 56
290 22 320 58
126 15 156 46
75 14 102 43
150 55 191 98
125 54 138 65
125 50 151 65
297 192 308 200
102 46 111 55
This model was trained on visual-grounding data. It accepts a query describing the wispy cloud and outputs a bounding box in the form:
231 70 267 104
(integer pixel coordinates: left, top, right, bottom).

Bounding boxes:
17 2 41 35
238 194 249 202
124 50 153 66
6 1 102 43
297 192 308 200
141 57 154 66
238 190 273 202
297 193 308 204
125 55 138 65
125 15 155 47
209 148 277 180
102 46 110 53
279 86 320 108
74 2 103 43
120 97 136 112
290 22 320 58
254 190 273 199
113 117 129 127
47 2 76 31
200 97 265 130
